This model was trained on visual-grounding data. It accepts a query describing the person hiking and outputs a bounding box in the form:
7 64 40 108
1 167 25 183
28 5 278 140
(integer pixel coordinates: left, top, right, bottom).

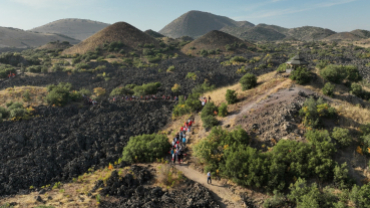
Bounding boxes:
208 96 211 102
182 137 186 145
170 148 175 163
207 172 212 184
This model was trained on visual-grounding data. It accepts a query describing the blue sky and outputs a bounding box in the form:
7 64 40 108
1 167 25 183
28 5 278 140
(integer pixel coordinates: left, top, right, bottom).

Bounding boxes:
0 0 368 32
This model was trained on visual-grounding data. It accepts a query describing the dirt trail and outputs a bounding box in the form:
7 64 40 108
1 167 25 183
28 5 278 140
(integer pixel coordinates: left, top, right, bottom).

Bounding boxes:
175 164 246 208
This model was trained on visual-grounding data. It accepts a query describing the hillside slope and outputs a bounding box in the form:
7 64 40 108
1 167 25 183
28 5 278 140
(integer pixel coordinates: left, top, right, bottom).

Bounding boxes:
0 27 79 48
285 26 336 41
159 10 254 38
62 22 159 55
29 18 110 40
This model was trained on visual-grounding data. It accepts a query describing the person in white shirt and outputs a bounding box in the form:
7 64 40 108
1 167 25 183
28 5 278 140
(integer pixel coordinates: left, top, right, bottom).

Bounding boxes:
207 172 212 184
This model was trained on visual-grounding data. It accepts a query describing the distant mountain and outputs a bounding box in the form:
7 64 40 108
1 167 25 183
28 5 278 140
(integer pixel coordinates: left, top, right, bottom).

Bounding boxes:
29 19 110 40
181 30 254 56
159 10 254 38
144 29 165 38
225 24 287 41
0 27 79 48
323 32 362 41
285 26 336 41
63 22 159 55
350 29 370 39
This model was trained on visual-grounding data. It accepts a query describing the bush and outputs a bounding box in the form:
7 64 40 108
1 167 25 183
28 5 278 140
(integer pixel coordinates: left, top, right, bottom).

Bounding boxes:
0 65 16 78
8 102 27 119
225 89 237 104
332 127 351 147
167 65 175 72
322 82 335 97
276 63 286 73
22 90 31 102
350 184 370 207
27 65 42 73
240 73 257 90
201 102 218 128
299 97 336 127
333 162 352 189
93 87 106 99
171 84 181 94
46 83 72 106
316 60 330 70
290 66 311 84
110 87 133 96
186 72 197 81
0 107 9 118
192 81 215 94
345 65 362 82
320 65 347 83
122 133 171 163
351 83 363 97
218 103 228 117
231 56 247 63
133 82 161 96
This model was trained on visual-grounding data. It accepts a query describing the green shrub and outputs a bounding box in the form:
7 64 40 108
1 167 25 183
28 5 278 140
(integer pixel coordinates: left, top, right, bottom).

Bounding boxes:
192 81 215 94
133 82 161 96
171 84 181 94
345 65 362 82
0 107 9 118
350 184 370 208
75 62 90 70
332 127 351 147
218 103 228 117
201 102 218 128
231 56 247 63
351 83 363 97
290 66 311 84
122 133 171 163
46 82 72 106
110 87 133 96
276 63 286 73
322 82 335 97
316 60 330 70
360 123 370 135
263 191 288 208
167 65 175 72
8 102 27 119
0 65 16 78
333 162 352 189
299 97 336 127
27 65 42 73
225 89 237 104
186 72 197 81
199 50 208 57
320 65 347 83
22 90 31 102
240 73 257 90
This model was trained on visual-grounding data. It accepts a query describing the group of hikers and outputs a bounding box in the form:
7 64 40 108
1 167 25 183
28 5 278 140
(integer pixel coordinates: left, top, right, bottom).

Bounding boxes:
82 95 98 106
169 119 194 165
201 96 211 107
110 95 186 102
7 72 16 79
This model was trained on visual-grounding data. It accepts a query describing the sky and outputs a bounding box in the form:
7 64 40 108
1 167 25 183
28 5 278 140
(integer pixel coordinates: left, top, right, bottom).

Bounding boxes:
0 0 369 32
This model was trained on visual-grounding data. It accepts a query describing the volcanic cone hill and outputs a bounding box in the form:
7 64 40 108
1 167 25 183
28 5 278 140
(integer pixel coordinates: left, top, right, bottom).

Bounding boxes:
63 22 159 55
29 18 110 41
181 30 255 56
237 25 287 41
145 29 165 38
350 29 370 39
159 10 254 38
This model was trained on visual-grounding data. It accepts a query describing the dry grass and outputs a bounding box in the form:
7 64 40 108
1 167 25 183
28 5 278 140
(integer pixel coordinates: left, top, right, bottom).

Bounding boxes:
156 164 185 188
0 86 47 107
334 103 370 129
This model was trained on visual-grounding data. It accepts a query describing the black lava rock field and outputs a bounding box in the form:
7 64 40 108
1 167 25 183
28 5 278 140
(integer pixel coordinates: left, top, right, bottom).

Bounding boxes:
0 101 173 195
97 165 219 208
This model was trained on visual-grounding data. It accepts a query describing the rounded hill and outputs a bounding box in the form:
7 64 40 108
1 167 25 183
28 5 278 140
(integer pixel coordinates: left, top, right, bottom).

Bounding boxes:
38 40 73 50
63 22 159 55
144 29 165 38
181 30 254 56
159 10 250 38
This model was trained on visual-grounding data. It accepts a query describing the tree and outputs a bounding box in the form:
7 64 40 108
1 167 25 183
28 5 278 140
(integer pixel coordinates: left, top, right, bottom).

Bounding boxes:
351 83 363 97
218 103 228 117
290 66 311 84
240 73 257 90
320 65 347 83
225 89 237 104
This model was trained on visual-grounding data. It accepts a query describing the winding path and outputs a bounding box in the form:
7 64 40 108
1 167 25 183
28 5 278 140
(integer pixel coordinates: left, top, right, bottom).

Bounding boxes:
175 164 246 208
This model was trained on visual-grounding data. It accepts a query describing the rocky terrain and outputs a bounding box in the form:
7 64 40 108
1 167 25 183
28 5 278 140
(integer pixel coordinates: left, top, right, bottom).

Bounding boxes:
96 165 219 208
0 101 173 195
